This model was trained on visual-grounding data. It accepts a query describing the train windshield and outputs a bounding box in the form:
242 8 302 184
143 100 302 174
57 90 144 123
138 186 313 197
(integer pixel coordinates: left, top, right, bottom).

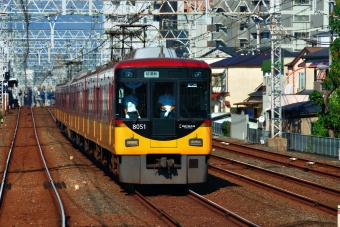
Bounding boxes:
115 82 147 119
179 82 209 119
152 81 210 120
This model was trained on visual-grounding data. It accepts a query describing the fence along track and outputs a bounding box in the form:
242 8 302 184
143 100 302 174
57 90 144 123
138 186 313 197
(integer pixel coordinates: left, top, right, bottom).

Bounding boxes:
212 139 340 180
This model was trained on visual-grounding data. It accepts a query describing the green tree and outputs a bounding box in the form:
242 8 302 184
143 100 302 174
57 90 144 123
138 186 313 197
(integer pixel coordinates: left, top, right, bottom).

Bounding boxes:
310 90 340 137
310 1 340 138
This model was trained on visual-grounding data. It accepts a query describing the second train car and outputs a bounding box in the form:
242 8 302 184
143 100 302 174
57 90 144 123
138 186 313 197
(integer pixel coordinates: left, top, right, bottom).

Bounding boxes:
55 47 212 184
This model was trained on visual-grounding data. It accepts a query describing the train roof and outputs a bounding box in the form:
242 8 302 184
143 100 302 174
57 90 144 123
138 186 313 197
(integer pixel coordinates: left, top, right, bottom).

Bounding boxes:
115 57 211 69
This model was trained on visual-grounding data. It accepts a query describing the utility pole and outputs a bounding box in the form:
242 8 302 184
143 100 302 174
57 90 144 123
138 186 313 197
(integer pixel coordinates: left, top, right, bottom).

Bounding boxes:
270 0 282 139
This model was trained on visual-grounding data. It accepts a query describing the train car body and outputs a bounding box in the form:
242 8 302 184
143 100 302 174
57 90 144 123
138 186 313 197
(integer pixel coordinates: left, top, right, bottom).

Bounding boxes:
55 47 212 184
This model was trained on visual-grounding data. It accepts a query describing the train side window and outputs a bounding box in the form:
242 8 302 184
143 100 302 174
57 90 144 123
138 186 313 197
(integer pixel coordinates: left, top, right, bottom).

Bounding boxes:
102 84 109 121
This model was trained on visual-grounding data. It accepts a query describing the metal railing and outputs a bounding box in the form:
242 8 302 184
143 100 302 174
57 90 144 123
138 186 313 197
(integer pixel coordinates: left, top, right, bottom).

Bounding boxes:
212 123 340 158
282 132 340 157
212 121 224 136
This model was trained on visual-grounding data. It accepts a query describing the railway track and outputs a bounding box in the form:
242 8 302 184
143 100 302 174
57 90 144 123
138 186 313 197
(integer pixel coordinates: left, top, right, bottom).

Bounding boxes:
0 109 334 226
212 139 340 180
209 154 339 215
0 107 66 226
46 109 258 227
131 185 260 227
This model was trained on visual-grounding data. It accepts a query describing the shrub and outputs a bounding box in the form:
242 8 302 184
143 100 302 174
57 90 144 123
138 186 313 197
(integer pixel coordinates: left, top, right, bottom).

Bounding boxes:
221 121 231 137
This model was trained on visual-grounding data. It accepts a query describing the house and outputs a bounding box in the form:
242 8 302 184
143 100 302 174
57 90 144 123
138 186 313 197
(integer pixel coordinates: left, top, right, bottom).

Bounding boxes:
281 101 321 134
210 49 296 115
209 53 271 114
233 83 263 119
263 47 328 135
284 47 326 94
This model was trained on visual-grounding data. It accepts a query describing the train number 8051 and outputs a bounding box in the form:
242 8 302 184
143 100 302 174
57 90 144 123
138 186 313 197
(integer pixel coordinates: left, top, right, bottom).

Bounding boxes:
133 124 146 130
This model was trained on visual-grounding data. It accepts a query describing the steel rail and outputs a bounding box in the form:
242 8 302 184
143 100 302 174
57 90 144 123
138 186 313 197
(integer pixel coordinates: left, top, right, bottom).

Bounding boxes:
188 190 260 227
31 108 67 227
211 154 340 197
209 165 337 216
0 107 20 205
212 140 340 180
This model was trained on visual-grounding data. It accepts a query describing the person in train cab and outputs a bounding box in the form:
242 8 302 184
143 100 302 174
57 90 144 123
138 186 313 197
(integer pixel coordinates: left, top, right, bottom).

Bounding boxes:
123 89 140 119
158 86 175 119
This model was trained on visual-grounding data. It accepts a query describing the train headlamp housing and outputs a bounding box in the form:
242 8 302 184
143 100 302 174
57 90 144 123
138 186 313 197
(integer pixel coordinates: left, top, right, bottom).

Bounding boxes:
193 70 203 78
189 138 203 146
125 138 139 147
124 71 134 78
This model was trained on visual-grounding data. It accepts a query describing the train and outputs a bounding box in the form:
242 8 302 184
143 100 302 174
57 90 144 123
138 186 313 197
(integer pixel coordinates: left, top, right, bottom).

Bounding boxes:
55 47 212 184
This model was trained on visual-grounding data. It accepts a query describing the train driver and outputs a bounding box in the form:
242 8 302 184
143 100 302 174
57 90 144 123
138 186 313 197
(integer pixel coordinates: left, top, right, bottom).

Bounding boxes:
158 86 175 119
123 89 141 119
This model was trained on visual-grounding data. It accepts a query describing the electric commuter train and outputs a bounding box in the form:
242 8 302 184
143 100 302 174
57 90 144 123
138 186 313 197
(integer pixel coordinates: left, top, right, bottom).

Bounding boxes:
55 47 212 184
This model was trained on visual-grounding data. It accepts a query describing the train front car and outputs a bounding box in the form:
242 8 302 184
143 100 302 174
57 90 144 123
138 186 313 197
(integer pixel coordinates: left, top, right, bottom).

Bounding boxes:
113 56 212 184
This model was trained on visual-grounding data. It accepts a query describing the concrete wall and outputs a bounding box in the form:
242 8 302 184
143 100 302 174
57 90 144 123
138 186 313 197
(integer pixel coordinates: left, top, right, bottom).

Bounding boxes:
230 113 248 140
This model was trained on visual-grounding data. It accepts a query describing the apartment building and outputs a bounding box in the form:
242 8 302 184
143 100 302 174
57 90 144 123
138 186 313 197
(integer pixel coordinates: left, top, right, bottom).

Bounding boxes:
210 0 329 53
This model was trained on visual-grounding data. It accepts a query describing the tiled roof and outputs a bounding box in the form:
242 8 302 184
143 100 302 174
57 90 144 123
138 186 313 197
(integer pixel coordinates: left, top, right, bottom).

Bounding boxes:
301 48 329 60
210 54 271 67
282 101 320 115
285 47 325 66
200 47 298 58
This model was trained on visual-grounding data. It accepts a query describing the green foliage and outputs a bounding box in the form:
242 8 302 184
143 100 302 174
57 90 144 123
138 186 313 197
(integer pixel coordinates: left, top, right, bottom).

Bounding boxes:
309 2 340 138
310 90 340 137
221 121 231 137
309 90 324 106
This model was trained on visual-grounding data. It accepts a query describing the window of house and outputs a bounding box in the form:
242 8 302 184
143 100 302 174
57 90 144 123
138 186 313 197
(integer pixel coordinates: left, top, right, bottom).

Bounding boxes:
239 6 247 12
294 0 310 4
294 32 309 38
240 22 247 30
260 32 270 39
294 15 309 22
240 41 247 47
298 72 305 90
212 75 224 87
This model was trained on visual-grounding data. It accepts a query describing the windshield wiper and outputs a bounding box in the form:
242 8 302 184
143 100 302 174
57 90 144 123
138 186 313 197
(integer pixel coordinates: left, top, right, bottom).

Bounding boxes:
181 105 195 123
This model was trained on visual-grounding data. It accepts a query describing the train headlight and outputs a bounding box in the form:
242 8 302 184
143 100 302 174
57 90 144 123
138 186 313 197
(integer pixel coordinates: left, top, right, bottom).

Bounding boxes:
189 138 203 146
125 138 139 147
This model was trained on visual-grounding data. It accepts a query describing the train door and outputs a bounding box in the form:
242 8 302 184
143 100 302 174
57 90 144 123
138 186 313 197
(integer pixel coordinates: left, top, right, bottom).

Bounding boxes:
151 82 176 136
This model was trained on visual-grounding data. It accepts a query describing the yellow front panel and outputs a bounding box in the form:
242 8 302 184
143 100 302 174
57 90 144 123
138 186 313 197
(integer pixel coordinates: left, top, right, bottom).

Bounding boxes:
150 139 177 148
114 125 211 156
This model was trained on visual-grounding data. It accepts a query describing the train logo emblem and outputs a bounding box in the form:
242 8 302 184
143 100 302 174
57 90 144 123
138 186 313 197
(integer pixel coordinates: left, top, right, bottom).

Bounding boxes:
179 124 195 129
